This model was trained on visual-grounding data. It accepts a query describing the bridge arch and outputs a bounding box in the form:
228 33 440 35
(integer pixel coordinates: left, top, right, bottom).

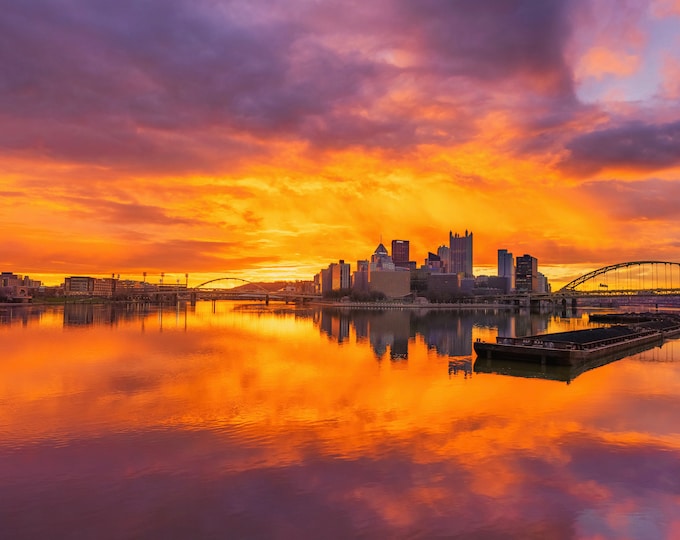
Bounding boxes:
193 277 270 293
559 261 680 292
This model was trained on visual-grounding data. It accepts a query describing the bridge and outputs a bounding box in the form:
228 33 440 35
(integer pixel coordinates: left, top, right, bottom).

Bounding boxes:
558 261 680 295
54 263 680 308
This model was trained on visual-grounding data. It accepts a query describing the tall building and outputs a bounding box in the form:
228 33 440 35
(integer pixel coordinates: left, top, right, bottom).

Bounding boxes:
437 245 450 273
391 240 410 269
353 259 369 292
329 260 351 290
497 249 515 291
449 230 473 277
515 254 538 292
370 243 395 273
424 252 444 273
369 243 410 298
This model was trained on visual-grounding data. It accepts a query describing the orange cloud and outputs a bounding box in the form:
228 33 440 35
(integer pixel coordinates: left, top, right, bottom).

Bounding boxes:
576 47 642 80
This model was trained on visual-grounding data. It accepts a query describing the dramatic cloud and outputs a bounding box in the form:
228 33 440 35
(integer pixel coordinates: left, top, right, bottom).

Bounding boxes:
1 0 680 286
560 121 680 176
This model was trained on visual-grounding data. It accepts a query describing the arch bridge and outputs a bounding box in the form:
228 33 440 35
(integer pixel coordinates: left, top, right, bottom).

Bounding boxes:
194 277 271 293
559 261 680 294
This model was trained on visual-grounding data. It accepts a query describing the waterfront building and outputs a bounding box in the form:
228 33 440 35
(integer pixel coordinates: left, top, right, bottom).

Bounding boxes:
437 245 450 273
353 260 369 292
368 243 409 298
537 272 551 294
64 276 95 295
449 230 473 277
391 240 410 269
370 243 395 273
92 278 117 297
426 273 461 296
369 271 410 298
497 249 515 291
424 252 444 273
1 272 41 289
515 254 538 292
320 268 332 295
329 260 351 290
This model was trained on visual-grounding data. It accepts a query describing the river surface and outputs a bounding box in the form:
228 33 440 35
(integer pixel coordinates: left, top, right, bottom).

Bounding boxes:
1 302 679 539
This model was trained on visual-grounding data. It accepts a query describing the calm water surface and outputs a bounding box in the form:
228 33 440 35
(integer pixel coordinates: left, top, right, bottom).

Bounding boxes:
1 302 679 539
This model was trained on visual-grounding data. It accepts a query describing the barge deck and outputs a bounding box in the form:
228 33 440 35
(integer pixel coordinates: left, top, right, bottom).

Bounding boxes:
473 313 680 366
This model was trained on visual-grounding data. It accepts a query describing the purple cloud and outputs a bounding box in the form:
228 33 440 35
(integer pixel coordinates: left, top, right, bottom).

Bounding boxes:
0 0 588 170
559 121 680 176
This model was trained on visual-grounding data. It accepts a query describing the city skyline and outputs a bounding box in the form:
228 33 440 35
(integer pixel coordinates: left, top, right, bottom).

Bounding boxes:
2 1 680 290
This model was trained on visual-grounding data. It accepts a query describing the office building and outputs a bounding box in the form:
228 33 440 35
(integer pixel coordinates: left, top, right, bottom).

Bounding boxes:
437 245 450 273
368 243 409 298
369 243 395 273
329 260 351 290
391 240 410 269
449 230 473 277
515 254 538 292
497 249 515 291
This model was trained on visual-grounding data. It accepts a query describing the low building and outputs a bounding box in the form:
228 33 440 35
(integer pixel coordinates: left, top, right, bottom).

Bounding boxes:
64 276 95 296
369 270 410 299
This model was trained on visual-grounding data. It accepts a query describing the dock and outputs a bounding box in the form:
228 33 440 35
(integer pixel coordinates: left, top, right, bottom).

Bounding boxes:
473 313 680 366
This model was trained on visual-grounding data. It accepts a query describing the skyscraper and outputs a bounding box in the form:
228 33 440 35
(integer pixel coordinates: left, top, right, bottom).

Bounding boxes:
515 254 538 292
391 239 410 269
497 249 515 291
449 230 473 277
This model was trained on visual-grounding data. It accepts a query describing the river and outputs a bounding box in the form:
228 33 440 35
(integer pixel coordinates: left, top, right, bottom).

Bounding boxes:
1 302 679 539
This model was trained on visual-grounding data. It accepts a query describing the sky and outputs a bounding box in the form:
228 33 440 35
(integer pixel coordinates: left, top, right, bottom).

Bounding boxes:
2 0 680 288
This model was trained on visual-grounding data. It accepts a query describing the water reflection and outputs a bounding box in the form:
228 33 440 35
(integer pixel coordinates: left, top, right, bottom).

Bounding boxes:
314 307 554 362
1 302 679 539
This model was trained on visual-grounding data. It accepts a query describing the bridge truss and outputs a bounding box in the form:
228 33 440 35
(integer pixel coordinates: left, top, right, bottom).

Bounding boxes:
559 261 680 294
193 277 271 293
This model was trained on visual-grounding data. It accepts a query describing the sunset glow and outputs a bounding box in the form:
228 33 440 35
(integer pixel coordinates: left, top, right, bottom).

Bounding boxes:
2 1 680 288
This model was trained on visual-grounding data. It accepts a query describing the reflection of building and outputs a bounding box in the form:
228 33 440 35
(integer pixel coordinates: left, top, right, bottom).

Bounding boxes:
367 310 411 360
313 308 411 360
64 303 95 326
415 313 473 357
317 310 350 343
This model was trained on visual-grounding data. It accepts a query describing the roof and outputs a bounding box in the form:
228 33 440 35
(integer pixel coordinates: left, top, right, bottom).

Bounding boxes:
374 243 389 255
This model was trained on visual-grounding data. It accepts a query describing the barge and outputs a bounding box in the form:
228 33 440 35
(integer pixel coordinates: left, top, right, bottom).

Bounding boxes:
473 313 680 367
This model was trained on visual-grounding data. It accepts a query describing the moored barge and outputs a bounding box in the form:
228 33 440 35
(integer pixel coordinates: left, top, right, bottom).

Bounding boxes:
473 313 680 366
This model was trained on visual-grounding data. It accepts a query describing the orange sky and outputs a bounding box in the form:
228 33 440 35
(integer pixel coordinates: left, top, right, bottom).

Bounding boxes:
2 1 680 288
